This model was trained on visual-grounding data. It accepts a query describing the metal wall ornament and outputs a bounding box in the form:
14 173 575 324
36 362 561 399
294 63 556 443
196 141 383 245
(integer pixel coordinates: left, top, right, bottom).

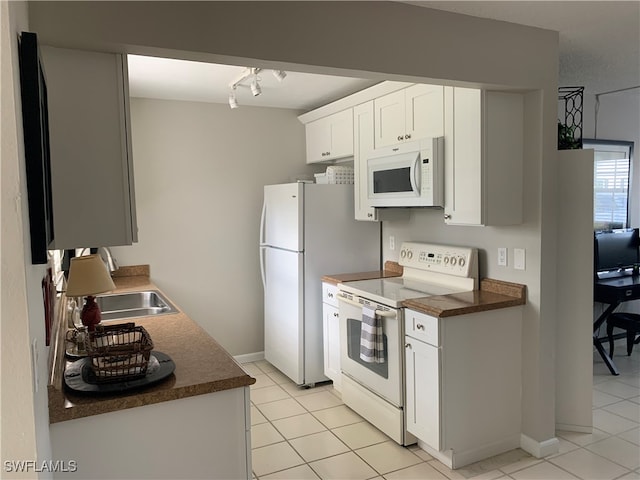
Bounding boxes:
558 86 584 150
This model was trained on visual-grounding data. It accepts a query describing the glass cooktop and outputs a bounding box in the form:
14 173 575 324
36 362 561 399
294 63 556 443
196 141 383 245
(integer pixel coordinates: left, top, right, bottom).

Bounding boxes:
339 276 465 308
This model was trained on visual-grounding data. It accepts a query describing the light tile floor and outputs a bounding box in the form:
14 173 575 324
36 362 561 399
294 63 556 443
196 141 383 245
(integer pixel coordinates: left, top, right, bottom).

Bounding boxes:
243 337 639 479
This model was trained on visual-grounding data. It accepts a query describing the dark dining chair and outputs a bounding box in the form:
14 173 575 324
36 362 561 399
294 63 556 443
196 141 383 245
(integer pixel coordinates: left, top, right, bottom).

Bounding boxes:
606 312 640 357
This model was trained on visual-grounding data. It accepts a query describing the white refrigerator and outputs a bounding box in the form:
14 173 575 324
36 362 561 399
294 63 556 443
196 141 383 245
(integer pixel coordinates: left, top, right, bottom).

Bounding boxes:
260 182 381 386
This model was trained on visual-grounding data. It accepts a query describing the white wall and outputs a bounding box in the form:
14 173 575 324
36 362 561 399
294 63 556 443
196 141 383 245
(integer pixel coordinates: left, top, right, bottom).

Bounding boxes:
27 0 560 454
555 149 594 432
111 98 322 355
1 1 53 477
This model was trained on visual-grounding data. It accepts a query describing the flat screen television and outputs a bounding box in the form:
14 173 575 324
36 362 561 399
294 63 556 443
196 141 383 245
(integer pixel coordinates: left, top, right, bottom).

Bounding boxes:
18 31 54 264
594 228 639 274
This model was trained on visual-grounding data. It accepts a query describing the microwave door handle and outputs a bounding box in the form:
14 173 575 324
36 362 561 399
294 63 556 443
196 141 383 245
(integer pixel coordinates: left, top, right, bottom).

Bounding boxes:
411 154 421 195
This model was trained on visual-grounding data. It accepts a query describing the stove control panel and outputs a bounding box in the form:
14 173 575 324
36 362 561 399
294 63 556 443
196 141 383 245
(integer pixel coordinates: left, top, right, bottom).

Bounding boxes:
399 242 478 278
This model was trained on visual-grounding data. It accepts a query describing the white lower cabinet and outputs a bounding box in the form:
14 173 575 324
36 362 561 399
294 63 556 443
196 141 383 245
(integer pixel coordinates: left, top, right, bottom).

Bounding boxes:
405 324 441 449
50 387 252 479
322 282 342 390
404 307 522 469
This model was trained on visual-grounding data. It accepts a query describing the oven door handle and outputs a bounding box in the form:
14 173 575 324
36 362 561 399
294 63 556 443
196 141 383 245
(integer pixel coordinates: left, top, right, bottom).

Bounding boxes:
337 293 397 318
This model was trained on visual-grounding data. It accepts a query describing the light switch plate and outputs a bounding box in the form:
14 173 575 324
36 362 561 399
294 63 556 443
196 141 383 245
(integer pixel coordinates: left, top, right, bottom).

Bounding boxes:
514 248 526 270
498 248 507 266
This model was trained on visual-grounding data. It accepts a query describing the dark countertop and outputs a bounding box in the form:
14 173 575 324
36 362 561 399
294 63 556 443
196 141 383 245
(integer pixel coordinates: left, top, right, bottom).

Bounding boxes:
48 267 255 424
403 278 526 317
323 260 526 318
322 261 403 285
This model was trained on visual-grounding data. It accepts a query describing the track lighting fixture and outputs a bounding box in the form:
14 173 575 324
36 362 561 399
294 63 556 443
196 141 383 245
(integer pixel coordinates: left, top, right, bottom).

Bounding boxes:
227 66 286 108
272 70 287 82
250 76 262 97
228 88 238 109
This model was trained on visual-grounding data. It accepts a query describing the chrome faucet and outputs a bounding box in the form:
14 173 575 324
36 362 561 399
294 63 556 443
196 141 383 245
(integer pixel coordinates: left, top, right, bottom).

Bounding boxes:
78 247 119 274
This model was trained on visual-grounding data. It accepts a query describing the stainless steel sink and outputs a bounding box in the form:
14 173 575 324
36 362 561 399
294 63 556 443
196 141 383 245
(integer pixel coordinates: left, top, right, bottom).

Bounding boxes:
96 290 178 322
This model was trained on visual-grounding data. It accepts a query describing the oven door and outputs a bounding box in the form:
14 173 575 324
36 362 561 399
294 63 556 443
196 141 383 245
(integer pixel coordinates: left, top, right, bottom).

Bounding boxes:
338 293 403 407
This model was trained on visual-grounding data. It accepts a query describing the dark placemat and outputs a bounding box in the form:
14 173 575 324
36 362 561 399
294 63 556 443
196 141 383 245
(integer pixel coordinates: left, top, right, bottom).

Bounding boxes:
64 351 175 394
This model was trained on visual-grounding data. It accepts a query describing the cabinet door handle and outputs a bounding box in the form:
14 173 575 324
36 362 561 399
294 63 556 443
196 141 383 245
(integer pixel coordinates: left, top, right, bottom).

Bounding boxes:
397 135 404 141
333 312 339 318
405 343 412 349
367 213 373 218
328 292 334 298
444 214 452 220
405 134 411 140
416 324 424 330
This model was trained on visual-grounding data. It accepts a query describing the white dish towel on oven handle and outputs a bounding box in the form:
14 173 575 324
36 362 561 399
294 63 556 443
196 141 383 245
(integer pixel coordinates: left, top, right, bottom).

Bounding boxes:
360 304 385 363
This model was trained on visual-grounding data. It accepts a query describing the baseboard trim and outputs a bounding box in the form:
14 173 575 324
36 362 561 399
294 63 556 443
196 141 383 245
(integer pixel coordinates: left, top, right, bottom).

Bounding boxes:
233 351 265 364
520 433 560 458
556 423 593 434
417 434 520 469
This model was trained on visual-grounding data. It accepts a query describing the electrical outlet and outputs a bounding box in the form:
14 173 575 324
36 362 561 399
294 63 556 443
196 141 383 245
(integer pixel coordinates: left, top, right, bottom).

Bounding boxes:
514 248 526 270
498 247 508 266
389 236 395 251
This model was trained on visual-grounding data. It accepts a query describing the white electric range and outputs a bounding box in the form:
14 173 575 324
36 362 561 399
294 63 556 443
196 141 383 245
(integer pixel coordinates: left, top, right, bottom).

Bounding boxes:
337 242 478 446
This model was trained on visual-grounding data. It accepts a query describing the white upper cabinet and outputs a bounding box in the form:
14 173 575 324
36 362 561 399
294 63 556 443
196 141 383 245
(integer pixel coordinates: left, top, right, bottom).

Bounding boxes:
443 87 523 226
374 84 444 148
305 109 354 163
353 101 378 221
41 46 137 249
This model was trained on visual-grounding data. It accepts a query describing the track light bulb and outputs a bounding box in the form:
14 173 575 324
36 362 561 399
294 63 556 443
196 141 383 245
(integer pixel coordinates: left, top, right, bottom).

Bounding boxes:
251 78 261 97
272 70 287 82
228 90 238 109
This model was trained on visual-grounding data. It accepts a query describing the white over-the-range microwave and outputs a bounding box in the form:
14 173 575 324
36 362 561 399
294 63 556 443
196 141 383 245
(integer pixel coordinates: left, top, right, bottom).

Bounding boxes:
367 137 443 208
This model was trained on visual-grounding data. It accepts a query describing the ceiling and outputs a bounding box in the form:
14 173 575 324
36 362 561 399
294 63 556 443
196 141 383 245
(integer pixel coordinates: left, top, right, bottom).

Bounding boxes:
413 1 640 96
127 56 377 111
127 1 640 111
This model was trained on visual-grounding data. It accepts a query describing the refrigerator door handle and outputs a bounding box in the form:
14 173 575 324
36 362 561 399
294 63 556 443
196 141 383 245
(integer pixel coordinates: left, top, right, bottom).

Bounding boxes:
259 246 266 289
259 200 267 246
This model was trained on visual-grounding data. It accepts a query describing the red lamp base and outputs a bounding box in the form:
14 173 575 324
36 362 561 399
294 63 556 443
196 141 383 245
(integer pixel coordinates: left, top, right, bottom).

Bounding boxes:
81 296 101 331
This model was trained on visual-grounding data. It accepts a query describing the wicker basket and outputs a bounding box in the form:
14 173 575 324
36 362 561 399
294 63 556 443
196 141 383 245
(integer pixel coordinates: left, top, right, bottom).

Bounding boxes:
83 323 154 383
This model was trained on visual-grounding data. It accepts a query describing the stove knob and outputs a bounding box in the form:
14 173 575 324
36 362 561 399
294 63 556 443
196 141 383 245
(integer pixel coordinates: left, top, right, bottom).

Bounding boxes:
451 257 457 266
400 249 407 258
459 257 466 267
443 256 449 265
407 250 413 259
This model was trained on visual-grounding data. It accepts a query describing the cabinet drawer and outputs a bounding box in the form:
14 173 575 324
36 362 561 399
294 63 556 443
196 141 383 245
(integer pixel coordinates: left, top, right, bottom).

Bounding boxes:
322 283 339 308
405 309 439 346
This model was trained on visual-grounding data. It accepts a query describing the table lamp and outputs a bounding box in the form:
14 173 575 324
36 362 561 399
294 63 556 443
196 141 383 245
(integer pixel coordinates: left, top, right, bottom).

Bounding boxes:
65 254 116 331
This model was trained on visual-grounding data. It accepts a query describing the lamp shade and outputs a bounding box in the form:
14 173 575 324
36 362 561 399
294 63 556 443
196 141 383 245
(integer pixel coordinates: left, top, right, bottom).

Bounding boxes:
66 254 116 297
